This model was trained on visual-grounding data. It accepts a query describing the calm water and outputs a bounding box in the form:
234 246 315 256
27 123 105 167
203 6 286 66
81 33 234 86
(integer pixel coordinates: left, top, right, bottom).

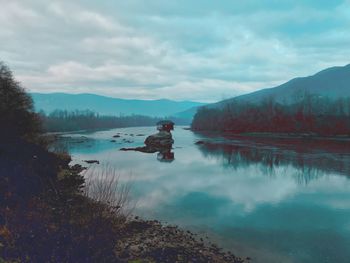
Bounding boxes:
55 126 350 263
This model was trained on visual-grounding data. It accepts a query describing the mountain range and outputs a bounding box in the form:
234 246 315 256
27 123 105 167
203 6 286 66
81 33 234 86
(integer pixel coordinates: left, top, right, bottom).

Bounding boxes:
31 93 205 118
31 64 350 120
210 63 350 108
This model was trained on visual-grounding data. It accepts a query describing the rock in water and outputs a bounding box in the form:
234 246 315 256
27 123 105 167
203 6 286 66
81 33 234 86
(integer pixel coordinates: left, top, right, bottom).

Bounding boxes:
144 131 174 150
120 121 175 163
120 131 174 153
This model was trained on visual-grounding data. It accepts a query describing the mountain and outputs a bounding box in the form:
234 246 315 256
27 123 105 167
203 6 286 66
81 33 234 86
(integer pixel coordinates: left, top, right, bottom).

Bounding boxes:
174 106 201 119
31 93 205 118
192 64 350 134
210 63 350 108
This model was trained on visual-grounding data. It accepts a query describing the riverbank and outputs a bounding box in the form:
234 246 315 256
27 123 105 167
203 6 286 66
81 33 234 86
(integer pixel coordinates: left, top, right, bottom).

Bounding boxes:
116 219 245 262
240 132 350 141
0 137 246 262
193 129 350 141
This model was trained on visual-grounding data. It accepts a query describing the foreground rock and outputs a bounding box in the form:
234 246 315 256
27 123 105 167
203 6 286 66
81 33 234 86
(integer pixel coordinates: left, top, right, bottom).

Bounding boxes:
116 219 246 263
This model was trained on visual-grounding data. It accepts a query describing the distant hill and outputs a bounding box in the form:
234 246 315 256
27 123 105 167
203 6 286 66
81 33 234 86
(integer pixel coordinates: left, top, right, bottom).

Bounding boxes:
31 93 205 118
210 63 350 108
192 64 350 135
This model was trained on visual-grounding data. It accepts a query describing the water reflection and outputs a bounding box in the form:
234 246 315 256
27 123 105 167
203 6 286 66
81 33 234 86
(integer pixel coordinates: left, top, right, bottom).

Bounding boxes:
53 127 350 263
196 138 350 184
157 149 175 162
49 135 115 154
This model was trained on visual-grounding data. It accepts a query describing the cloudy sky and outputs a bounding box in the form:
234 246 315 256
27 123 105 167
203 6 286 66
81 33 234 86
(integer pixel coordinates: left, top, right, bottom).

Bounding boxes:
1 0 349 102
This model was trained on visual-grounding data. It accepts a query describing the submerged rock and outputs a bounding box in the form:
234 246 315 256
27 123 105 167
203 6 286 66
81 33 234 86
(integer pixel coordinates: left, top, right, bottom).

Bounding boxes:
120 146 157 153
83 160 100 164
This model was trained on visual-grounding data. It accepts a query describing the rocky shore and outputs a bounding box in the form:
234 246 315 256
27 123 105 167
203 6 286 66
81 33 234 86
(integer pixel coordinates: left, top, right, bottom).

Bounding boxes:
116 219 246 263
0 140 247 262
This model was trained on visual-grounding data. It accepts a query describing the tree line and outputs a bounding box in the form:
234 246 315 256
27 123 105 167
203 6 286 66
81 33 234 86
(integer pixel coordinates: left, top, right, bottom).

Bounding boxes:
39 109 188 132
191 94 350 136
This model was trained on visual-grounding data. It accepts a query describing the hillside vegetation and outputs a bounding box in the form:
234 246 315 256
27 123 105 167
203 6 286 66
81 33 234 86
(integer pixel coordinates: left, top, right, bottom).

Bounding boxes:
192 65 350 136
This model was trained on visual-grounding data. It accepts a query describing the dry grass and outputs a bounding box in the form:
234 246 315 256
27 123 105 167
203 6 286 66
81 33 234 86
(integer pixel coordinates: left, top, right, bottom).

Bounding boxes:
82 165 133 219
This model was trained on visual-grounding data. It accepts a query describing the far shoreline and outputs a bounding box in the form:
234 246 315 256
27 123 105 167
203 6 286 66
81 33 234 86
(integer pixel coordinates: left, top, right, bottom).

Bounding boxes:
191 129 350 141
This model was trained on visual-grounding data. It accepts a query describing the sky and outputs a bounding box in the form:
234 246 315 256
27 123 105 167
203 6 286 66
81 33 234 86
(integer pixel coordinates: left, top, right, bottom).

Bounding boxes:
1 0 349 102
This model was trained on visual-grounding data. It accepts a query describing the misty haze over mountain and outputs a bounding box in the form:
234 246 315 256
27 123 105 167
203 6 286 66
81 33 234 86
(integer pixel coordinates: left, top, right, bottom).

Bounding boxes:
31 93 205 118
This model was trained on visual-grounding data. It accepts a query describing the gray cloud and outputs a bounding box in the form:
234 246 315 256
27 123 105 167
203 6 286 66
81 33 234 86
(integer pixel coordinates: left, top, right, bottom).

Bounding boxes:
0 0 349 102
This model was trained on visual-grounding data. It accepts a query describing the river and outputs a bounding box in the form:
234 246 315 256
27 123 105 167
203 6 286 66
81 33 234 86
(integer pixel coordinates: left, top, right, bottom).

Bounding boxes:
53 126 350 263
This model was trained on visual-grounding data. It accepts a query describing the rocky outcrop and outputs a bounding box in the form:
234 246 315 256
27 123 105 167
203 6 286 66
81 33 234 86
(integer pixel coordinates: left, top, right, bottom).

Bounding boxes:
144 131 174 150
120 126 175 163
120 131 174 155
